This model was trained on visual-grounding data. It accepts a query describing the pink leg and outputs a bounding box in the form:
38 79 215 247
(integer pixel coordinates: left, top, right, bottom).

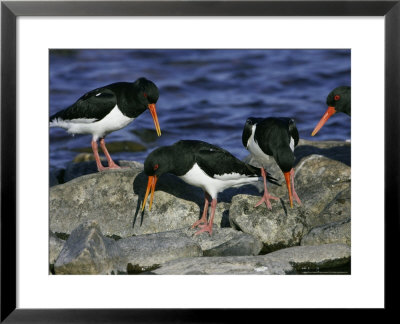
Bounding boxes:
195 198 217 236
99 138 120 169
254 168 279 209
191 192 210 229
91 140 107 171
290 168 302 205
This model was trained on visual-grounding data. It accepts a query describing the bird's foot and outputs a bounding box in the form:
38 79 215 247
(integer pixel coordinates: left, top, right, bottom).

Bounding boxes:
97 163 123 172
191 217 207 229
293 191 302 206
194 223 213 236
107 162 121 169
254 193 279 209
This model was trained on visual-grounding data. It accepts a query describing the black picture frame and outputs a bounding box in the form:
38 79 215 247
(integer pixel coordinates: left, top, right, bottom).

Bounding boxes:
1 0 399 321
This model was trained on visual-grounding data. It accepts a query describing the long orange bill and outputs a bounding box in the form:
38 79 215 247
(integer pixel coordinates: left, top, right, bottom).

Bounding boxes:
142 175 158 211
311 106 336 136
148 103 161 137
284 172 293 208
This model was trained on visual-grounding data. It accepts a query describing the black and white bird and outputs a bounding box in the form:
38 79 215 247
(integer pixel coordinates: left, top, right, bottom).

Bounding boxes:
49 77 161 171
311 86 351 136
242 117 302 209
141 140 278 236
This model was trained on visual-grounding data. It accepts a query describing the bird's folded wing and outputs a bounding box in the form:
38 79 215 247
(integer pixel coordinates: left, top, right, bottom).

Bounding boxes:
55 88 118 122
196 147 260 179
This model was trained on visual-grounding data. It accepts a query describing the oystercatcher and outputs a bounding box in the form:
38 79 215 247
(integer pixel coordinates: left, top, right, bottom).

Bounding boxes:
49 77 161 171
242 117 301 209
311 86 351 136
141 140 278 236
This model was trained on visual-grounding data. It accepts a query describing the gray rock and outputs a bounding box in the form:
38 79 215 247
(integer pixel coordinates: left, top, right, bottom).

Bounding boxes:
117 231 202 272
301 218 351 246
267 243 351 271
317 187 351 226
54 221 125 274
181 227 263 256
292 154 351 228
50 168 142 237
50 166 203 237
152 243 350 275
50 165 252 238
152 255 294 275
49 231 65 264
229 194 308 252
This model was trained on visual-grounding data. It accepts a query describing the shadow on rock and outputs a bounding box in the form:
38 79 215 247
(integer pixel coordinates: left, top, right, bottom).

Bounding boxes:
294 145 350 166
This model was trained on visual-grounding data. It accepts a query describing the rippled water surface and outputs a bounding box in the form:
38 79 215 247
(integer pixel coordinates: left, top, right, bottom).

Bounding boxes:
50 49 351 171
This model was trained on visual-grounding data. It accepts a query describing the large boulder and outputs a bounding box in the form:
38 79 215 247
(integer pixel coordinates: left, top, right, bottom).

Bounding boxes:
266 243 351 272
49 166 204 237
54 221 125 275
152 243 350 275
117 231 202 273
301 218 351 246
152 255 294 275
180 227 263 256
293 154 350 228
229 194 308 252
50 164 264 238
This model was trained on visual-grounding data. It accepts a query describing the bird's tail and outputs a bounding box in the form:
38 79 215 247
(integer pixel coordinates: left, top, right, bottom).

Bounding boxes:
49 110 64 127
245 163 281 186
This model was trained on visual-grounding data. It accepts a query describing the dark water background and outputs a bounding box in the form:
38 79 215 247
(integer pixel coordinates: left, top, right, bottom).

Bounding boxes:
49 49 351 172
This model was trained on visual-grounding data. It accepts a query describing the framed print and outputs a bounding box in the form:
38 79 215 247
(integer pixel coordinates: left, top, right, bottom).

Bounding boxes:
1 0 399 321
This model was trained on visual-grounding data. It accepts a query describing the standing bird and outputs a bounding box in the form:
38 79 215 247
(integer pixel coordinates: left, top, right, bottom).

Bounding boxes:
50 77 161 171
142 140 278 236
311 86 351 136
242 117 301 209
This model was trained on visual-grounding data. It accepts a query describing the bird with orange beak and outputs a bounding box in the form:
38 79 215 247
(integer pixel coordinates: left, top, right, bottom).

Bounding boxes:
242 117 301 209
50 77 161 171
142 140 279 236
311 86 351 136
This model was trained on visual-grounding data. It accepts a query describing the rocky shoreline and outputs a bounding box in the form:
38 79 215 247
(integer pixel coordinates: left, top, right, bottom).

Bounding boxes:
49 140 351 275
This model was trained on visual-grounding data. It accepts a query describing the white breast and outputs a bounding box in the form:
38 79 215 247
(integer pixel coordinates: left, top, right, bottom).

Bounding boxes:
290 137 295 152
51 106 134 141
247 125 270 164
179 163 259 199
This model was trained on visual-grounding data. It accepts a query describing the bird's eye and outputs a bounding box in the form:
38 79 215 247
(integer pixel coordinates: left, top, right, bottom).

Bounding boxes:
143 93 147 98
334 95 340 101
153 164 159 170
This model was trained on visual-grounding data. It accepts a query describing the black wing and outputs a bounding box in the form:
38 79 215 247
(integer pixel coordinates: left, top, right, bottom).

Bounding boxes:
50 87 117 122
195 143 279 185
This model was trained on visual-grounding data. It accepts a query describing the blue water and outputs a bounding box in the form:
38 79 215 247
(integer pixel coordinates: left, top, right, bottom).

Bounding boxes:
49 49 351 172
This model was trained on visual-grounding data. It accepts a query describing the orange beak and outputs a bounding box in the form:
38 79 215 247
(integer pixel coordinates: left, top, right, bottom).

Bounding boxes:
311 106 336 136
148 103 161 137
284 172 293 208
142 175 158 211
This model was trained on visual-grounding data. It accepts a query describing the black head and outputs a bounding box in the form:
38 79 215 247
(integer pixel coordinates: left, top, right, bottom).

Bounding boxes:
274 146 294 173
326 86 351 114
142 145 174 211
133 77 161 136
312 86 351 136
144 146 174 177
242 117 264 148
273 145 296 207
133 77 159 105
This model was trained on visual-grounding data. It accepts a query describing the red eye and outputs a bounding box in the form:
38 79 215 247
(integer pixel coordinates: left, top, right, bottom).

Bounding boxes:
153 164 159 170
334 95 340 101
143 93 147 98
